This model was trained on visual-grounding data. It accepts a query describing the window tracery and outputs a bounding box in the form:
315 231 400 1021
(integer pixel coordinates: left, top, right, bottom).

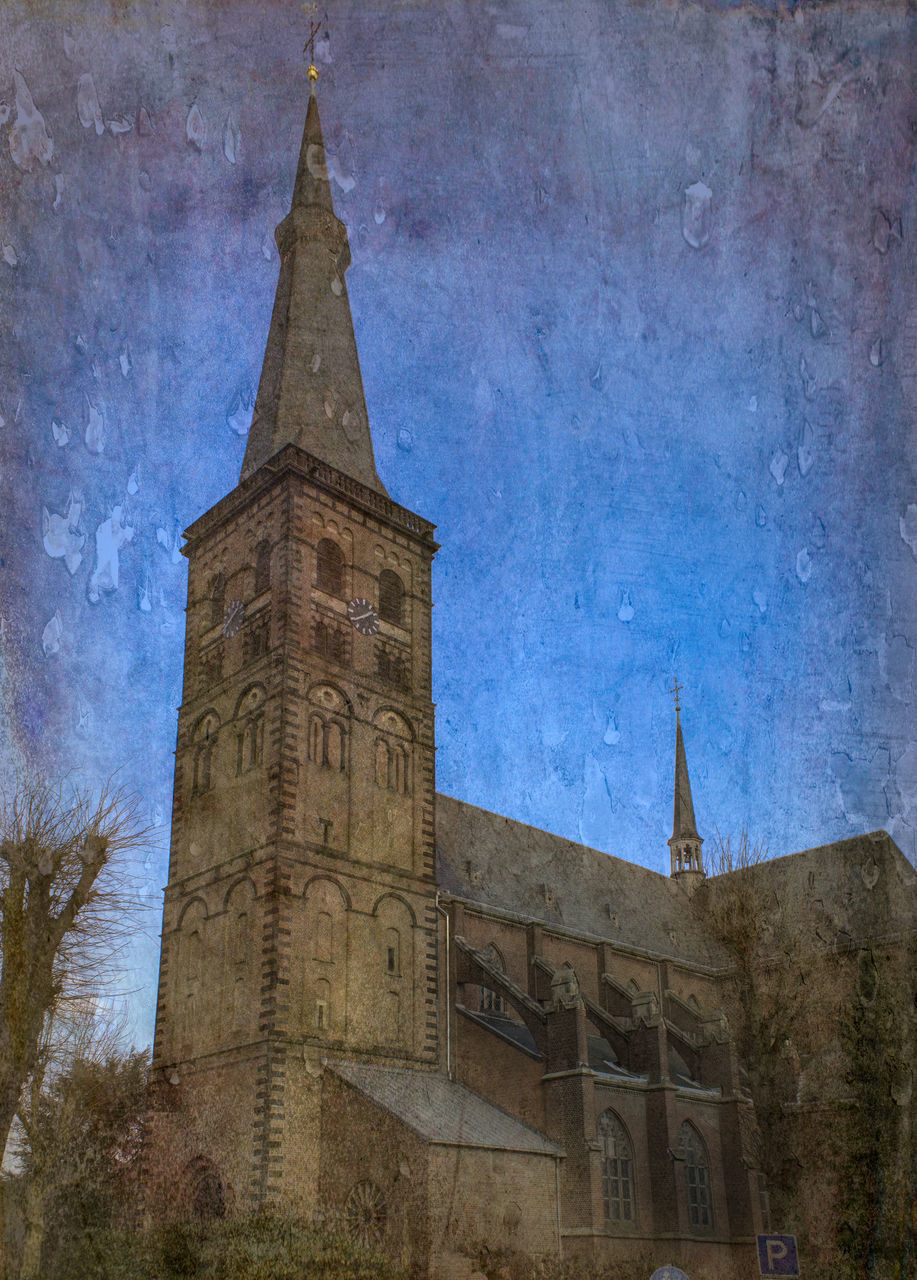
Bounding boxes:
599 1109 635 1223
680 1121 713 1230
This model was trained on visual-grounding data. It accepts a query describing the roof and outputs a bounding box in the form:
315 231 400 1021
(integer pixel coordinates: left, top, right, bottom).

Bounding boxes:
671 710 700 843
435 793 730 968
327 1061 564 1157
703 829 916 945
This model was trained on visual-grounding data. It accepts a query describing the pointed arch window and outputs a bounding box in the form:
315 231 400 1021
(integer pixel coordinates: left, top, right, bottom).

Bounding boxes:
316 539 344 596
680 1122 713 1231
254 540 272 595
599 1110 635 1223
378 570 404 626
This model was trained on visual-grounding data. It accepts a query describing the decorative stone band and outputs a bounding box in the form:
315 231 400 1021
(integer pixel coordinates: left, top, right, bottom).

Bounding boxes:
185 442 438 551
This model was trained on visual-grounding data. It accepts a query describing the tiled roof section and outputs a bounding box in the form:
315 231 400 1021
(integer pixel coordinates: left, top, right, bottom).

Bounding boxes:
435 793 729 968
328 1061 563 1157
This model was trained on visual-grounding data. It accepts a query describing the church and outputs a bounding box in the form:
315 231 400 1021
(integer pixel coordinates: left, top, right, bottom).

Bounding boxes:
142 74 916 1280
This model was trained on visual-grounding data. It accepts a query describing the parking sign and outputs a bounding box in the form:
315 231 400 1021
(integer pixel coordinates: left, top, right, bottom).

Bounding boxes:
757 1234 799 1277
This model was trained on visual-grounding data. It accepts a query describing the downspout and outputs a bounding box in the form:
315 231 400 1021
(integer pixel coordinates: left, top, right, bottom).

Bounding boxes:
555 1156 562 1261
435 891 452 1079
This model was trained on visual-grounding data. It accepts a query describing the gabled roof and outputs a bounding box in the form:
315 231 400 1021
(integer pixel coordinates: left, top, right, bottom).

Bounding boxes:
328 1061 563 1157
326 1059 563 1162
435 793 729 968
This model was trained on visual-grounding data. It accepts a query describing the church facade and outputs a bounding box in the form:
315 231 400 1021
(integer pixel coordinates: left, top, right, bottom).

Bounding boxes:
143 84 916 1280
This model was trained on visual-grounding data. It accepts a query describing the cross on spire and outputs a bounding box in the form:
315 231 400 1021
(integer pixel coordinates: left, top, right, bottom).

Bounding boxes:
669 677 683 712
303 4 322 81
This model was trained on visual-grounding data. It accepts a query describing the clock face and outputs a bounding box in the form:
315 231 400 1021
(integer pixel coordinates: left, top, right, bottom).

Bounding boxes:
347 597 380 636
222 599 245 637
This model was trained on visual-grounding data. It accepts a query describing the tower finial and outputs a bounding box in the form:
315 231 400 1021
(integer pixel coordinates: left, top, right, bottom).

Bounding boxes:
303 4 322 82
669 676 683 714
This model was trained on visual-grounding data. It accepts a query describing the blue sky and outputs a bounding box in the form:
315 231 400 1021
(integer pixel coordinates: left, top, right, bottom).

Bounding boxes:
1 0 915 1045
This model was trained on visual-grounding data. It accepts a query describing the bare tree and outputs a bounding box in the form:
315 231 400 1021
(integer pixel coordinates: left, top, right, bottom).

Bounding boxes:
0 776 149 1171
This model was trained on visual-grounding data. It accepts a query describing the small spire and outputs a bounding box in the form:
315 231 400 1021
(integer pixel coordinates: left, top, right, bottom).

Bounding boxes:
667 682 704 884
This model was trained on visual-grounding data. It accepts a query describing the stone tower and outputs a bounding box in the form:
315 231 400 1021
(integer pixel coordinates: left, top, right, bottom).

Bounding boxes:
145 83 440 1220
668 696 705 887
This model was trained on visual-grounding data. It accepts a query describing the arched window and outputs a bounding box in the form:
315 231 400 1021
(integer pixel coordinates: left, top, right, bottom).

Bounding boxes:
193 712 219 794
680 1122 713 1231
479 943 506 1016
209 573 225 627
315 977 331 1032
185 1157 226 1221
385 927 400 976
598 1110 635 1223
378 570 404 625
316 538 344 595
254 540 271 595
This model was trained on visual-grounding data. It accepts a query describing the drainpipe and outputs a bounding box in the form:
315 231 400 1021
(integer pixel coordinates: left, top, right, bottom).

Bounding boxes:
555 1156 562 1261
435 891 452 1079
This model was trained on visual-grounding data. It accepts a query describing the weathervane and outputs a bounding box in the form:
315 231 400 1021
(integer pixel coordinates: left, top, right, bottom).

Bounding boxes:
302 3 322 82
669 677 683 713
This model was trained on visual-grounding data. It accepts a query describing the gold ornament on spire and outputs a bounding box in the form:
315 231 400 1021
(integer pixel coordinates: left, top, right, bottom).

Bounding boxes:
303 3 322 82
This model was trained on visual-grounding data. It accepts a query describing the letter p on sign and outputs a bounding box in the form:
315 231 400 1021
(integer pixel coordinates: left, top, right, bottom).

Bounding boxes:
757 1234 799 1277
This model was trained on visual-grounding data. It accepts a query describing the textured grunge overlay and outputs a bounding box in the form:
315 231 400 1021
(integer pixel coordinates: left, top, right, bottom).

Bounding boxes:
0 2 915 1048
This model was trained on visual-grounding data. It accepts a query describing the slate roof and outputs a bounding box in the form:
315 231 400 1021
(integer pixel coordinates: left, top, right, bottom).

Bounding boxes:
328 1061 563 1157
435 793 729 968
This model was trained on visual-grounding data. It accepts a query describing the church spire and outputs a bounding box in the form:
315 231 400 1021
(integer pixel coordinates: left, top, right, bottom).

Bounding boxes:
667 681 705 884
241 77 387 494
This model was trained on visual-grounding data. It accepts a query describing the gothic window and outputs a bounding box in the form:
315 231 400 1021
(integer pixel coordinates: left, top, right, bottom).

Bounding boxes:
314 911 333 963
208 573 225 628
479 943 506 1015
385 927 400 976
680 1122 713 1231
598 1110 635 1223
316 538 344 596
378 570 404 625
254 540 271 595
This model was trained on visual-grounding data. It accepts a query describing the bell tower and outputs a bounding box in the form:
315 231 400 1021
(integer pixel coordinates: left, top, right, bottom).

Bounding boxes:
146 72 439 1220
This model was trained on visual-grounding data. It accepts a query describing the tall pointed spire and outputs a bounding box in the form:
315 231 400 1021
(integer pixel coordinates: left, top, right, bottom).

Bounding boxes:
667 682 705 883
241 81 387 494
